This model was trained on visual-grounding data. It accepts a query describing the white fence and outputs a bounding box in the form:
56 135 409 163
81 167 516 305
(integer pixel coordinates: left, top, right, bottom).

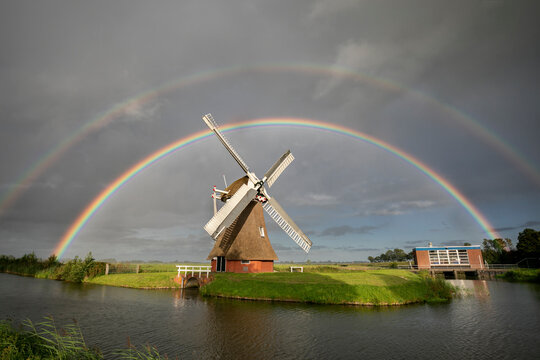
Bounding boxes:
176 265 211 278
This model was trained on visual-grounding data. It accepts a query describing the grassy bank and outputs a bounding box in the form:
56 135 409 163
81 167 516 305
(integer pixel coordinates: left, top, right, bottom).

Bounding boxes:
497 269 540 283
273 262 409 272
86 272 181 289
0 316 167 359
200 270 454 305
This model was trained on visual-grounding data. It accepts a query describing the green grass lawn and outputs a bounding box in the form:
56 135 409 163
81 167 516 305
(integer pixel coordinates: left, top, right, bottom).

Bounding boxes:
200 270 454 305
87 272 180 289
85 269 454 305
139 262 207 273
273 262 409 272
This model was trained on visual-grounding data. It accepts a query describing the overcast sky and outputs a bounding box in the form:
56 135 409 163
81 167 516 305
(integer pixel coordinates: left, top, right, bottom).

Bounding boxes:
1 0 539 262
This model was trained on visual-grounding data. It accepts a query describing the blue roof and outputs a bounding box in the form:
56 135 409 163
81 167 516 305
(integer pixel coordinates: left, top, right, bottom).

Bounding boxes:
415 246 481 251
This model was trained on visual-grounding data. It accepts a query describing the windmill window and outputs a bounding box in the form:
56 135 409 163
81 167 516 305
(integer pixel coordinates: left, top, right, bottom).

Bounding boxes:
259 227 265 237
241 260 250 264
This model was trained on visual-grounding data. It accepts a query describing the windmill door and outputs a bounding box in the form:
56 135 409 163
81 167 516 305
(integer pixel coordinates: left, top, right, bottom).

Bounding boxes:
216 256 226 272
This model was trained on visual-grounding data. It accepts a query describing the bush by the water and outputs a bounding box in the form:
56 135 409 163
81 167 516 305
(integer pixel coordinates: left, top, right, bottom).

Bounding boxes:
1 253 106 283
497 269 540 283
0 316 168 359
0 253 59 276
59 253 96 283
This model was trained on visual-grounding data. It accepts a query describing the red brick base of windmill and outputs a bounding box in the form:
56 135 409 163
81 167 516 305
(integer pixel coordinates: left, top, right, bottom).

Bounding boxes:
210 259 274 273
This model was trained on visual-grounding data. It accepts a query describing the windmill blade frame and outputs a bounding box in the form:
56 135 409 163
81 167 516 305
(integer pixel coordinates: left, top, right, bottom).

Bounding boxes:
262 197 312 253
202 114 251 174
263 150 294 188
204 183 258 239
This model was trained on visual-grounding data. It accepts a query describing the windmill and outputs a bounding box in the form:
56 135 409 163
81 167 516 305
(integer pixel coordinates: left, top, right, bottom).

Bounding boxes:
202 113 312 273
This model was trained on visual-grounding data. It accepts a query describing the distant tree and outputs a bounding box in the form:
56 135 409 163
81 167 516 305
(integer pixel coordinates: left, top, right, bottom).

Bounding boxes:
368 249 409 263
393 248 407 261
464 242 471 246
482 238 514 264
517 228 540 256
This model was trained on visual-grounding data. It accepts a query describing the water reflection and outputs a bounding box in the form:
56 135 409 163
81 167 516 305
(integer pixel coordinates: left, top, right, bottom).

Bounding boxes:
1 274 539 359
449 279 490 299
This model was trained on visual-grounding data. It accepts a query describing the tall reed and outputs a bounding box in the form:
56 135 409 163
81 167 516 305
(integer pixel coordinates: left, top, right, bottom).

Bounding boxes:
0 316 169 359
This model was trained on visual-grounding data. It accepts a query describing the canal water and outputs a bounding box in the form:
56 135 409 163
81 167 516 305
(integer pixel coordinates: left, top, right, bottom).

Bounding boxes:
1 274 539 359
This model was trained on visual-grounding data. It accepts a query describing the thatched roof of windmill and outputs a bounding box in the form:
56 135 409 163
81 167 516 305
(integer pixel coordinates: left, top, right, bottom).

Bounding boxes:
220 176 248 202
207 200 278 261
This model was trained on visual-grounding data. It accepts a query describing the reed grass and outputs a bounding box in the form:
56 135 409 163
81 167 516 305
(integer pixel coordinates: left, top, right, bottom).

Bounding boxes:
0 316 169 359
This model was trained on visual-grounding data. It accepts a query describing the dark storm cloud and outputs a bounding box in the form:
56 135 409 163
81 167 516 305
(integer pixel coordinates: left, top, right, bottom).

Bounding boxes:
1 1 539 261
319 225 378 237
404 240 427 246
494 221 540 233
435 240 474 246
334 246 379 252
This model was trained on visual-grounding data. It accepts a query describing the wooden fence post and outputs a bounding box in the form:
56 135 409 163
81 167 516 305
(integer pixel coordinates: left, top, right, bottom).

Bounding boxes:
136 264 140 274
105 263 109 275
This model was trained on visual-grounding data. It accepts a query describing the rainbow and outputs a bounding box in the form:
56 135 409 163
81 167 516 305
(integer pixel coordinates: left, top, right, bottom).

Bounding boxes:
53 118 501 258
2 63 539 217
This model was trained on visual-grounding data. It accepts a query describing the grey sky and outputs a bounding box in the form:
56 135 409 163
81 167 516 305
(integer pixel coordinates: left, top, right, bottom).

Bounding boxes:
1 0 539 262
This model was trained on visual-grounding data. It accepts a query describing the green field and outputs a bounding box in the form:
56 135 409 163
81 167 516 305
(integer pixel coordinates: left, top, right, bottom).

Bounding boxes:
87 272 181 289
85 269 453 305
201 270 454 305
273 262 409 272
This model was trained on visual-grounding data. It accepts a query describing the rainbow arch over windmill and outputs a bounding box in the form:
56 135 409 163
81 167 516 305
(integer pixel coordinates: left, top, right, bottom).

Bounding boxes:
53 117 501 258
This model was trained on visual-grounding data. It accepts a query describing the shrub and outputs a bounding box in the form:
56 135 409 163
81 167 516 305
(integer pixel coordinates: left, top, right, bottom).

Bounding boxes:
423 277 455 302
59 253 95 283
498 269 540 283
87 262 107 278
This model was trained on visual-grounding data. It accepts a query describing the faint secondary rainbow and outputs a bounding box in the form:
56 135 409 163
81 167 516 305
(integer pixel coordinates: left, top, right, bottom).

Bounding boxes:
3 63 539 217
54 118 501 258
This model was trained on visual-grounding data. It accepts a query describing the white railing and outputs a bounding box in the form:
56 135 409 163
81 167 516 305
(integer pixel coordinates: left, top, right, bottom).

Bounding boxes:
290 266 304 272
176 265 212 278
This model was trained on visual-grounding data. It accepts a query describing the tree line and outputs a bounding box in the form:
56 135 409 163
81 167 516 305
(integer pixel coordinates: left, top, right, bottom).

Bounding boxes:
368 248 414 263
367 228 540 265
481 228 540 264
0 252 105 283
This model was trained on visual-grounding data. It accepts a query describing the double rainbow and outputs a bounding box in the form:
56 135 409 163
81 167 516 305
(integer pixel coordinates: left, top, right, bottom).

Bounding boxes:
3 64 539 218
53 118 501 258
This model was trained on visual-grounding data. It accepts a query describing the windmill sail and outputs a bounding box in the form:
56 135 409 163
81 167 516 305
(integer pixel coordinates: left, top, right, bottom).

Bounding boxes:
204 183 257 239
202 114 250 174
262 197 312 253
201 112 315 257
264 150 294 188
